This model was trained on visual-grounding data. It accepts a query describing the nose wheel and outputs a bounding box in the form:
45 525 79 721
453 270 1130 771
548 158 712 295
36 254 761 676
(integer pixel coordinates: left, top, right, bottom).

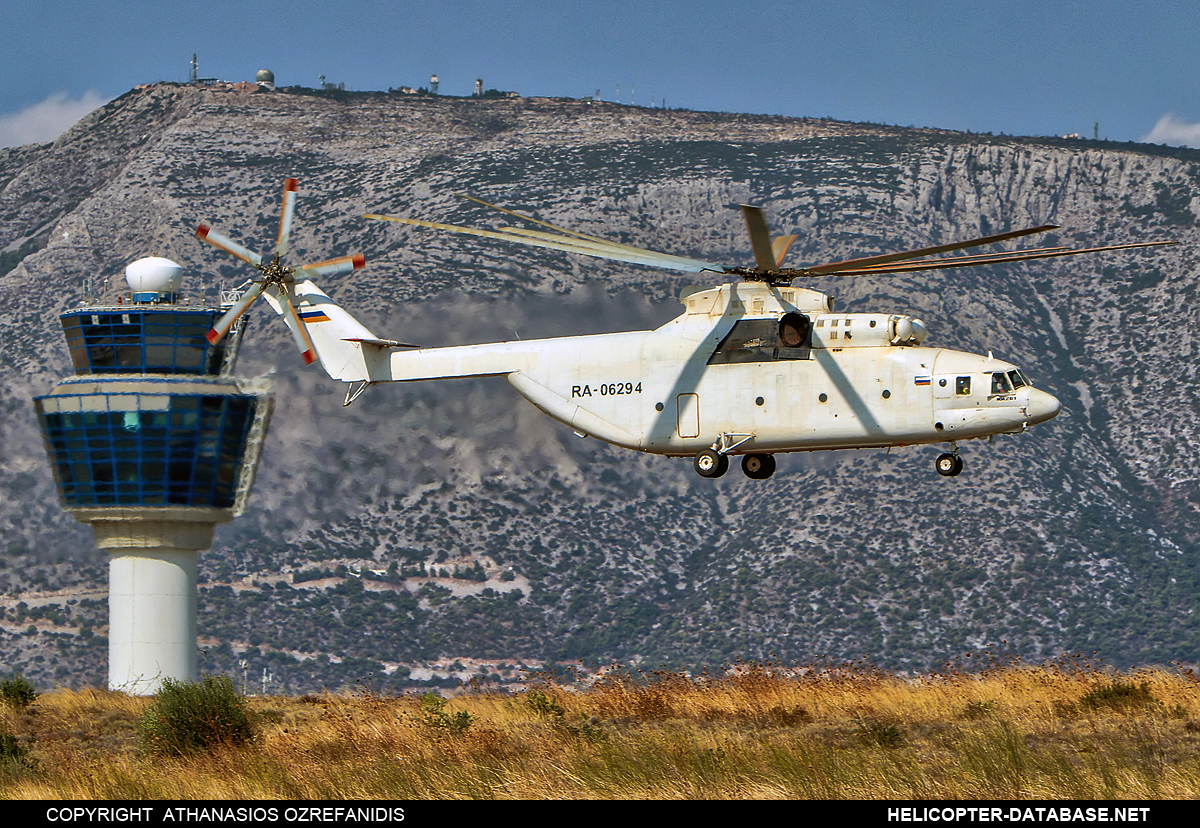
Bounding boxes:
935 452 964 477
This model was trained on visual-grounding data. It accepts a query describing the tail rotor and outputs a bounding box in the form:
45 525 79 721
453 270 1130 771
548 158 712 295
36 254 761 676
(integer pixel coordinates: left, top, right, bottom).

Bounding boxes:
195 178 365 364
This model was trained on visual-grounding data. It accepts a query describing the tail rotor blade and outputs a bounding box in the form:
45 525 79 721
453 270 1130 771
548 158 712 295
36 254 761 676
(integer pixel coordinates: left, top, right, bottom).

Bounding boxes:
296 253 366 280
279 288 318 365
195 224 263 266
276 178 299 257
207 281 266 344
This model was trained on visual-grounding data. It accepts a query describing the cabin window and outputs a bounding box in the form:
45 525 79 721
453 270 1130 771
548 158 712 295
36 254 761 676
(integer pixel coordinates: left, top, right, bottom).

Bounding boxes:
956 376 971 396
991 372 1013 395
708 315 812 364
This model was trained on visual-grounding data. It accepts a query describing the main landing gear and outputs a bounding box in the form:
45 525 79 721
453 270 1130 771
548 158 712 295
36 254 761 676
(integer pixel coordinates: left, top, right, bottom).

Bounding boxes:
693 449 776 479
935 451 964 477
741 453 776 479
693 449 728 478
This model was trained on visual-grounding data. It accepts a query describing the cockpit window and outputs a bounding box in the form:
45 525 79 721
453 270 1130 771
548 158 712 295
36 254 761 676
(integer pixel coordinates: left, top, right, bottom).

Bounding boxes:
1008 370 1027 390
991 372 1012 395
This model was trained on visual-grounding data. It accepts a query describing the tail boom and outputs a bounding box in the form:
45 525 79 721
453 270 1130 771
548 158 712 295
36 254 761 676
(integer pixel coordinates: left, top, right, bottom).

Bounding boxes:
264 280 536 383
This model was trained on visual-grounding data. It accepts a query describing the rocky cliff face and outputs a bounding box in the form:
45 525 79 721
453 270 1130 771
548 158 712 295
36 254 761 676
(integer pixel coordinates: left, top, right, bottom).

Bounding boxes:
2 84 1197 691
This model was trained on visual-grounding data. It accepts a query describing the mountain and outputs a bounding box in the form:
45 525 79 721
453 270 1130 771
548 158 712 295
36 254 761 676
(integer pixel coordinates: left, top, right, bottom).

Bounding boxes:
2 83 1198 693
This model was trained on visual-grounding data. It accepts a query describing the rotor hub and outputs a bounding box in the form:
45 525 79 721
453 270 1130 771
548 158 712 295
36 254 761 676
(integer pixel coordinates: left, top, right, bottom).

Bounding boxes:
256 254 295 287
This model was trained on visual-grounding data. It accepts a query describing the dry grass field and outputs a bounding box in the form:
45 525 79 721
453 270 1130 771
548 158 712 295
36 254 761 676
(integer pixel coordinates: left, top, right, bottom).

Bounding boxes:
2 661 1200 799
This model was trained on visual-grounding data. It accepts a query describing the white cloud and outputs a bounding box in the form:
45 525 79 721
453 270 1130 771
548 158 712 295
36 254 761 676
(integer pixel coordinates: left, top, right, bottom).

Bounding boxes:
1142 112 1200 148
0 91 111 148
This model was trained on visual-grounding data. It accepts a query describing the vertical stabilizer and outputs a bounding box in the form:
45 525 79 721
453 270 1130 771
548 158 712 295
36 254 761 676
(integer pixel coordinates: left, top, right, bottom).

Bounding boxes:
263 280 377 381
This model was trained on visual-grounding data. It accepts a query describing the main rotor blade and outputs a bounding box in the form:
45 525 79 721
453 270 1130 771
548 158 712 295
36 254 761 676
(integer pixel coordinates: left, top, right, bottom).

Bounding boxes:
276 177 299 257
740 205 778 271
366 214 726 273
207 281 266 344
496 226 725 271
195 225 263 266
820 240 1177 276
295 253 366 280
454 193 729 266
278 287 318 365
454 193 620 246
846 245 1071 273
772 234 798 268
804 224 1060 276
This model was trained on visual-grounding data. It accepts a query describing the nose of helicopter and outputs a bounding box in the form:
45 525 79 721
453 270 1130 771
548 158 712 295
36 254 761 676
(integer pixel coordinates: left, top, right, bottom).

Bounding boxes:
1025 387 1062 425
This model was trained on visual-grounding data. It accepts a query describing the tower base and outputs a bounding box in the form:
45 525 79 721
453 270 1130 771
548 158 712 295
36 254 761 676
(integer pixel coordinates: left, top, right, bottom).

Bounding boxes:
80 508 231 695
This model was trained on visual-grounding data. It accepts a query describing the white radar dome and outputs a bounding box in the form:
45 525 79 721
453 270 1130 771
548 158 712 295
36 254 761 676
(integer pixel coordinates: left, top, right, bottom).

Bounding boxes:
125 257 184 294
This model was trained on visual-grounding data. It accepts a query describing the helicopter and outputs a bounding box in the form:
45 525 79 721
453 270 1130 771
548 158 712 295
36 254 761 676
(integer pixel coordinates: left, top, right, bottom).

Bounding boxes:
194 179 1174 479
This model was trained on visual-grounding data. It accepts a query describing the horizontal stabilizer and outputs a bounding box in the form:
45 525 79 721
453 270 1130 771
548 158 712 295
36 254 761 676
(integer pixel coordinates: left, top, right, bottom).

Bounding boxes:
344 337 420 350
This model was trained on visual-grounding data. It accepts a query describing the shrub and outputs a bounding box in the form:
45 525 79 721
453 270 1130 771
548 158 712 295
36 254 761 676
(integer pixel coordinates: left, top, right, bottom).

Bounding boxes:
524 689 566 719
1080 681 1158 713
963 699 997 720
0 728 36 775
418 692 475 735
138 676 256 755
856 717 907 748
0 673 38 708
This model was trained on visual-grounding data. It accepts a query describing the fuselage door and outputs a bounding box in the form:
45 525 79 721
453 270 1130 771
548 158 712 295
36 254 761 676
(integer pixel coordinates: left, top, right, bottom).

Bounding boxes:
677 393 700 438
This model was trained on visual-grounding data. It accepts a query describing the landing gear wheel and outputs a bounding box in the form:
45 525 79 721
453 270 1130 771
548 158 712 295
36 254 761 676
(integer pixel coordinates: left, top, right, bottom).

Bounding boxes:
741 453 776 479
935 453 964 477
694 449 729 478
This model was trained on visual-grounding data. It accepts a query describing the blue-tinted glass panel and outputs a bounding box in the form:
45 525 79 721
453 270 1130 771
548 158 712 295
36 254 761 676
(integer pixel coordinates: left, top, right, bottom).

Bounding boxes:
34 392 258 509
59 310 234 376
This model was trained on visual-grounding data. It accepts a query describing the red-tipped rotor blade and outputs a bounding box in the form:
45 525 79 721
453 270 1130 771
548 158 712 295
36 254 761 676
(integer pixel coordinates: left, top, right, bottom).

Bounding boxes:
279 289 318 365
276 178 299 257
207 281 266 344
195 224 263 266
296 253 366 280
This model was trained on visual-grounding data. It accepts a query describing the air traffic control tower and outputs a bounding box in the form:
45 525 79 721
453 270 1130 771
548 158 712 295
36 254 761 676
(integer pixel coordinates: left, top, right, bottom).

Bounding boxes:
34 257 273 694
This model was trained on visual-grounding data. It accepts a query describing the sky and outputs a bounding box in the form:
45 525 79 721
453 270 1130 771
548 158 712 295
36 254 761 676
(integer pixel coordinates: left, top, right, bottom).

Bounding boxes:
2 0 1199 149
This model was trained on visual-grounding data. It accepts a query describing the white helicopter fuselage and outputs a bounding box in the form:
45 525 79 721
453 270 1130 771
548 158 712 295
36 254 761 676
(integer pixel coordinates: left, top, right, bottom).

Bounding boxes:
271 279 1061 472
199 179 1173 477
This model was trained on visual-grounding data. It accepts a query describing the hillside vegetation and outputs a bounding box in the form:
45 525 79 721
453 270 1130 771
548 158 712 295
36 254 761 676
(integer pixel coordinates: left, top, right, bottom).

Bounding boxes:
1 84 1199 691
